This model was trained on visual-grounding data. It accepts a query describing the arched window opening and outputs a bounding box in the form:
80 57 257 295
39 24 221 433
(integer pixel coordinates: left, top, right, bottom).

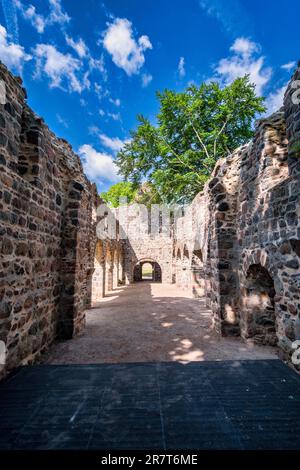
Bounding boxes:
243 264 277 346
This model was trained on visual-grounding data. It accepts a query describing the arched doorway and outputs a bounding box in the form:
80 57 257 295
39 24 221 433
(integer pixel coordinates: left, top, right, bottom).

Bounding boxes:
242 264 277 346
133 259 162 283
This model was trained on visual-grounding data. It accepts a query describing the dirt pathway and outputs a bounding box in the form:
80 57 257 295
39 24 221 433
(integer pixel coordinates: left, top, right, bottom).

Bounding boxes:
44 283 277 364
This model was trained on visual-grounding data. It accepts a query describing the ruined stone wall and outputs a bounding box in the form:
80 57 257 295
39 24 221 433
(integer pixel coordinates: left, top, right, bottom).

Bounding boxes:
120 205 173 284
0 63 99 372
174 63 300 363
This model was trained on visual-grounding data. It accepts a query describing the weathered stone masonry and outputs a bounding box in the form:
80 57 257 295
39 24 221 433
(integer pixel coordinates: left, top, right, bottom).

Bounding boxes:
1 61 300 374
174 63 300 364
0 63 102 371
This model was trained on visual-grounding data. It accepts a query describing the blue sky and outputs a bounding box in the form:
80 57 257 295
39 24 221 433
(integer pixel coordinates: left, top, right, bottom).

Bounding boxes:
0 0 299 192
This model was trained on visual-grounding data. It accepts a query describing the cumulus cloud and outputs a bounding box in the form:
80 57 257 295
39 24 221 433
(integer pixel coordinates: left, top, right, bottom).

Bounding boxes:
265 83 287 114
0 24 31 72
15 0 70 33
178 56 185 78
99 134 127 152
78 144 120 182
65 35 88 58
141 73 152 87
102 17 152 75
215 37 272 95
33 43 89 93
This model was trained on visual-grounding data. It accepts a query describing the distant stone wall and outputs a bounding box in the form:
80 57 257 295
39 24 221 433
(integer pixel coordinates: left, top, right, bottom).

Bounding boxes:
0 63 100 372
121 206 173 284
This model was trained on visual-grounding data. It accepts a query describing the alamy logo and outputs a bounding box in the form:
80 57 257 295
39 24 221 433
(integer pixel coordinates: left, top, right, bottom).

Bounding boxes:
291 340 300 365
0 341 6 367
291 80 300 105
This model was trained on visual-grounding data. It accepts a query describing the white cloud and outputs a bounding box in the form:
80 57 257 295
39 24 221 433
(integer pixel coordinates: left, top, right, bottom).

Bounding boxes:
281 61 296 72
265 83 287 114
109 97 121 106
65 35 88 58
89 54 107 79
33 43 89 93
0 24 31 72
48 0 70 26
17 2 46 33
78 144 120 182
230 37 258 57
99 109 105 117
178 56 185 78
215 37 272 96
88 125 100 135
102 17 152 75
56 113 68 128
15 0 70 33
108 111 121 121
141 73 152 87
99 134 126 152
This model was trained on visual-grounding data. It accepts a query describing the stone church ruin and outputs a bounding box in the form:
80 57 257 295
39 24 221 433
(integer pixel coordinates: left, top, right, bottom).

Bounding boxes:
1 61 300 375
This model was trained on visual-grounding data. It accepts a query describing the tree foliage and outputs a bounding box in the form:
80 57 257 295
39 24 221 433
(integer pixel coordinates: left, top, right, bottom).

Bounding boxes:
100 181 137 207
116 76 265 203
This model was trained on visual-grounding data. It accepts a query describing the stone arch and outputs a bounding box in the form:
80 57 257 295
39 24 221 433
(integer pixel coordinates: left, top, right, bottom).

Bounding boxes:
133 258 162 283
241 263 277 346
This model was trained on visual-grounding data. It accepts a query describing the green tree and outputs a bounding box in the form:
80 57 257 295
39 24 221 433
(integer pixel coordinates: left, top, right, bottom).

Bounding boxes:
133 182 162 206
100 181 137 207
116 76 265 203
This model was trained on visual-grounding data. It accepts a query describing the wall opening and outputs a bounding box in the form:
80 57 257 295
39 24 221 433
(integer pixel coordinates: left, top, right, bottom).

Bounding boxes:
243 264 277 346
133 260 162 283
142 262 153 280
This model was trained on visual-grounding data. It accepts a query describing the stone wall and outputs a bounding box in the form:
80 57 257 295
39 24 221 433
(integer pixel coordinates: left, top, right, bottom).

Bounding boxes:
120 205 173 284
174 62 300 364
1 59 300 373
0 63 102 373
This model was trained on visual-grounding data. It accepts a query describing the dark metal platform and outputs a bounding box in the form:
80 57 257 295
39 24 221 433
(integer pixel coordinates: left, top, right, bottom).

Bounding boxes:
0 360 299 449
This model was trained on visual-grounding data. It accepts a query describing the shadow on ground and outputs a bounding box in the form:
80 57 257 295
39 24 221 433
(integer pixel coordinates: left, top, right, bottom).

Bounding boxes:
43 282 277 364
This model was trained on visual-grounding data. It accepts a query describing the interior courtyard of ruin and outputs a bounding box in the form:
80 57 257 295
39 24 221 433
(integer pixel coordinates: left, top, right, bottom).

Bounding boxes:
0 59 300 450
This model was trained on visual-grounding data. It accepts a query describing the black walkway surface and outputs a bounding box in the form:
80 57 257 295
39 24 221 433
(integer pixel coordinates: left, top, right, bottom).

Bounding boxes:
0 359 299 450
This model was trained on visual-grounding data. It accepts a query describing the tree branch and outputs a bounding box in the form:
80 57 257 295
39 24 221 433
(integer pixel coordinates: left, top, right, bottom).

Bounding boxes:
190 122 211 161
213 116 229 159
160 136 205 182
